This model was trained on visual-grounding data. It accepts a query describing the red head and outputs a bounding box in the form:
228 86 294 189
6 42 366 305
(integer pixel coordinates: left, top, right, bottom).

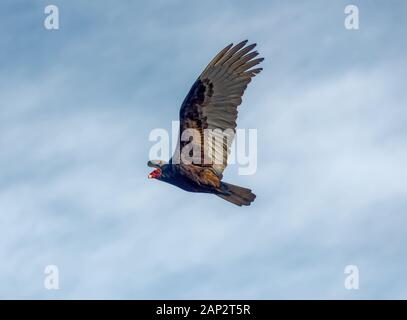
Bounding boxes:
148 168 162 179
147 160 166 179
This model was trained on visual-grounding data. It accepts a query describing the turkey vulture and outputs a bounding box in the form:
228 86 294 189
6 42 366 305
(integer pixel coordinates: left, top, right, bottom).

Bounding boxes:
148 40 263 206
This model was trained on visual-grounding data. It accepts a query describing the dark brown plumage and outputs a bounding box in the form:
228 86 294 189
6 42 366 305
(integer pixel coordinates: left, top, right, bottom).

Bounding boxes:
148 40 263 206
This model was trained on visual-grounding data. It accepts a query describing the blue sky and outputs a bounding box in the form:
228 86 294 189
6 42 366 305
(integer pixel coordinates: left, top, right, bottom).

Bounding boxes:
0 0 406 299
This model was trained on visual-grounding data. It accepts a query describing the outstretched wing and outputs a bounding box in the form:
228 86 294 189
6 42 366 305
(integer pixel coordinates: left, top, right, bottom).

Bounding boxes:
172 40 263 183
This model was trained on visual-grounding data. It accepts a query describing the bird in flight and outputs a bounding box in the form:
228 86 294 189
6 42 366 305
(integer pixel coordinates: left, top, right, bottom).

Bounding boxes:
148 40 263 206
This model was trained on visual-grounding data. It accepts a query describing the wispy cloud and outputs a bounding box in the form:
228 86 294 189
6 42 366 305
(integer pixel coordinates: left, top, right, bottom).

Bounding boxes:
0 0 406 299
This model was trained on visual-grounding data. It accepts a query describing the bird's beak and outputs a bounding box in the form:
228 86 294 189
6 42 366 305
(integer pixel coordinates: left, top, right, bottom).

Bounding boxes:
148 174 153 179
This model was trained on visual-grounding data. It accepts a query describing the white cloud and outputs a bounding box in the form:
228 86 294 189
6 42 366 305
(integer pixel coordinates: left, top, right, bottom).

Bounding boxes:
0 0 406 299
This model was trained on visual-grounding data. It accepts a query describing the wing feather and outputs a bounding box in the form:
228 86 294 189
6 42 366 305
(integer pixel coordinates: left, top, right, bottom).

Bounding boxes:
173 41 264 182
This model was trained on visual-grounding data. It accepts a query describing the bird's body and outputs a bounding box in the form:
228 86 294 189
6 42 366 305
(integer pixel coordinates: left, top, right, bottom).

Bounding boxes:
148 40 263 206
157 164 216 194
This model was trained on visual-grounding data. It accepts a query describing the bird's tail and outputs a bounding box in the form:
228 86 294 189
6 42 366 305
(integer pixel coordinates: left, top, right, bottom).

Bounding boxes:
217 182 256 206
